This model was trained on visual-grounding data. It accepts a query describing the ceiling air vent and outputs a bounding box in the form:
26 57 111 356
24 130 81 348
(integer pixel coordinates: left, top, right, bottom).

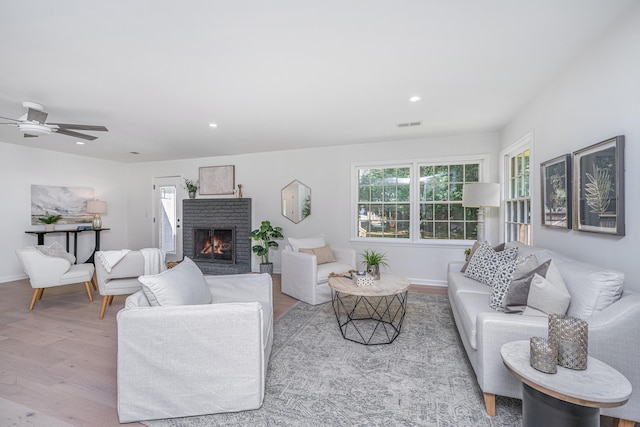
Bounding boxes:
397 121 422 128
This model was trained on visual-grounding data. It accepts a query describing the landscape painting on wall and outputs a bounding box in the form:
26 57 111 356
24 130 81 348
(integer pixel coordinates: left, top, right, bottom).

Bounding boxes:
31 185 95 225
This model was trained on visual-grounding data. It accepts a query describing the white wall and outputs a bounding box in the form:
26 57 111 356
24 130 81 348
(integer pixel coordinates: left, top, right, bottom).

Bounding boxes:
125 132 500 286
500 5 640 291
0 142 130 282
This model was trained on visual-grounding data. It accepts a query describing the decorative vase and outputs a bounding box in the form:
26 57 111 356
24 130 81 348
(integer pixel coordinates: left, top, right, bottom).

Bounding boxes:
259 263 273 275
530 336 558 374
189 191 196 199
237 184 243 198
367 264 380 280
548 314 588 370
44 224 55 232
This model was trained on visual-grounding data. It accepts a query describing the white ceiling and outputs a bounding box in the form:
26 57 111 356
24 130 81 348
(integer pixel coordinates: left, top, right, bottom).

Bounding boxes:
0 1 635 163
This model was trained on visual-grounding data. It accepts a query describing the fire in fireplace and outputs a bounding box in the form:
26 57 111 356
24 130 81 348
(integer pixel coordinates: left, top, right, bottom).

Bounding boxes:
193 227 235 264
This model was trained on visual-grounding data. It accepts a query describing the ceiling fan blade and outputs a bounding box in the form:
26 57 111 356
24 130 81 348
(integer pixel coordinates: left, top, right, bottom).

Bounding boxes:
49 123 108 132
27 108 48 124
0 115 20 122
54 128 98 141
24 133 39 138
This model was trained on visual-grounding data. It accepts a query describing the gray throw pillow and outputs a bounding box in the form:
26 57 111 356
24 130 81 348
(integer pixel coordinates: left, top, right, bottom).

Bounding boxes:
489 255 532 311
522 273 571 317
503 258 552 313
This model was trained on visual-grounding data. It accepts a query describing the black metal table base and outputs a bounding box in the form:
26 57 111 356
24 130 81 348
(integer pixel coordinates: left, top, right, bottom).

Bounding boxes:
331 290 408 345
522 384 599 427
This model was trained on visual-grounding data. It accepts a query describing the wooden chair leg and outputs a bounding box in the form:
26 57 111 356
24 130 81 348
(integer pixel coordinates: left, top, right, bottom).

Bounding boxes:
99 296 109 320
37 288 45 300
612 419 636 427
91 275 98 291
108 295 114 305
29 289 40 310
84 281 93 302
483 392 496 416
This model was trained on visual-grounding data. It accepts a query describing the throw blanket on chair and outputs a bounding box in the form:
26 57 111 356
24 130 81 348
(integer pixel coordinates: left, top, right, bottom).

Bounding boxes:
97 249 131 273
140 248 166 274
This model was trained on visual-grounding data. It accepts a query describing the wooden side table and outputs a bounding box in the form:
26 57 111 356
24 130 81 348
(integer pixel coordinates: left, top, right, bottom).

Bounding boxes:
501 340 632 427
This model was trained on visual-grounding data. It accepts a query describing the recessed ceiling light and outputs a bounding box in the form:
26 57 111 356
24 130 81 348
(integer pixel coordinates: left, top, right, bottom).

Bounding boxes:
209 123 218 128
130 151 140 155
409 96 421 102
76 141 85 145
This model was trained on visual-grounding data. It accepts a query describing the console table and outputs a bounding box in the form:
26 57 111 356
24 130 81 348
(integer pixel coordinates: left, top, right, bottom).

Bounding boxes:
501 340 632 427
25 228 110 264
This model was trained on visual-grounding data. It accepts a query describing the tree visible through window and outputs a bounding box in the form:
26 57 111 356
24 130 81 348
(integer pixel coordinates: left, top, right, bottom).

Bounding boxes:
356 161 482 241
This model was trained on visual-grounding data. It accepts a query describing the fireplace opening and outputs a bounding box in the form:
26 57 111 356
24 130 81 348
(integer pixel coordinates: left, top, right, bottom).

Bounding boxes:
193 227 235 264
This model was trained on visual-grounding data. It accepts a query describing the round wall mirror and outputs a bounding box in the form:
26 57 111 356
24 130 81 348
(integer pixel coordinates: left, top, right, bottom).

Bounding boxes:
281 180 311 223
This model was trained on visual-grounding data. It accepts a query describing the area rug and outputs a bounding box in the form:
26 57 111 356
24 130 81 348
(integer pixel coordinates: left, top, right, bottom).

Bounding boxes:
143 294 522 426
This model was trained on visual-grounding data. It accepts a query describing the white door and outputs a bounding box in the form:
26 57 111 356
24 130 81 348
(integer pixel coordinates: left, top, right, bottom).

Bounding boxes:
152 176 184 262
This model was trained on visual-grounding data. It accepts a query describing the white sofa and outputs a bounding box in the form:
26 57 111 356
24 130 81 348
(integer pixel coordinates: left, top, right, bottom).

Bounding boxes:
448 241 640 426
116 267 273 423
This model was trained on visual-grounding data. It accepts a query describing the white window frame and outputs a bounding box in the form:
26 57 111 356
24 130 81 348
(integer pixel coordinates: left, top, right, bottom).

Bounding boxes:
351 154 491 247
500 131 533 244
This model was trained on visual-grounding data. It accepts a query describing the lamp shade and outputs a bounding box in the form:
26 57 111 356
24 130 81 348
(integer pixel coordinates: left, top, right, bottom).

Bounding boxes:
87 200 107 214
462 183 500 208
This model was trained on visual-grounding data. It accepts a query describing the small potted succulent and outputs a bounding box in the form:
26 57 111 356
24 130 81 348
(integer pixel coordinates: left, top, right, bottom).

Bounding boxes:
184 178 198 199
38 211 62 231
361 249 388 280
250 220 284 275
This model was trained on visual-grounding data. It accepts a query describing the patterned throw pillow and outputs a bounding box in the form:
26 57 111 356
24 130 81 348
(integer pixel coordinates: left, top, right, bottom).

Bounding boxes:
36 241 75 264
464 242 518 286
489 255 532 310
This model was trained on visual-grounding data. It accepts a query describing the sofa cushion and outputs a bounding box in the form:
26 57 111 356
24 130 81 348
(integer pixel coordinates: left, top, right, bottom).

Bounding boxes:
453 291 494 350
288 235 326 252
299 244 336 265
448 271 492 296
464 242 518 286
317 262 353 284
138 257 212 306
489 255 531 310
539 250 625 318
461 241 505 273
523 273 571 317
503 258 552 313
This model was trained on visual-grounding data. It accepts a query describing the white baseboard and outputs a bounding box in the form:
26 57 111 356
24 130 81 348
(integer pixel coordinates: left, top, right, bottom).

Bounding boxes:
407 278 447 287
0 273 27 284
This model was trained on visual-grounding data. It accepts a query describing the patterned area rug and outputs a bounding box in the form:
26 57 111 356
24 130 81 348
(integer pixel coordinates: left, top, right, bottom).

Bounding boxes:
144 293 522 426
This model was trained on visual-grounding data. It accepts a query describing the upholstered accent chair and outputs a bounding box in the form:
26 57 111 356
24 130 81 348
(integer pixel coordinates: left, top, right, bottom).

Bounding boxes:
281 235 356 305
116 258 273 423
15 245 96 310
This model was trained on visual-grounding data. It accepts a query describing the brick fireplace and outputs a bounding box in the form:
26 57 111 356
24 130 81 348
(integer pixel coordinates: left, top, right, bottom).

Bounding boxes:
183 198 251 274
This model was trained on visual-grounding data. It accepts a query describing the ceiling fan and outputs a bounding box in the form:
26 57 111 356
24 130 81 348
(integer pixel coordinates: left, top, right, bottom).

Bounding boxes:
0 101 108 141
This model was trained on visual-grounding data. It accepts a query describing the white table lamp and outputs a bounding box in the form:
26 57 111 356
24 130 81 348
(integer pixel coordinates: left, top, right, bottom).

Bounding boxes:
87 200 107 229
462 183 500 242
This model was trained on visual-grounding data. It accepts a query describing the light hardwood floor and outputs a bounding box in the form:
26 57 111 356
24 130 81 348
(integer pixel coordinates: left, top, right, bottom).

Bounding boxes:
0 275 445 426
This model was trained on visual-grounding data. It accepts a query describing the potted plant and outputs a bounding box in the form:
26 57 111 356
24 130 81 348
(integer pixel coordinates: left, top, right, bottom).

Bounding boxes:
184 178 198 199
361 249 388 280
38 211 62 231
250 220 284 274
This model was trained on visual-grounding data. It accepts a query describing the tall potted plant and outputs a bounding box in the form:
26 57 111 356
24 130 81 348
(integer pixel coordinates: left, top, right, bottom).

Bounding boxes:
361 249 388 280
250 220 284 274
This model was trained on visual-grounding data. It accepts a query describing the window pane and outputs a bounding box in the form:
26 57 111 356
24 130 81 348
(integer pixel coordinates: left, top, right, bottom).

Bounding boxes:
435 222 449 239
420 182 434 201
450 183 463 201
434 204 448 220
359 169 371 185
397 204 410 220
420 221 434 239
450 165 464 182
465 164 479 182
358 185 370 202
396 184 410 201
371 186 383 202
451 222 464 239
465 222 478 240
434 184 448 201
450 204 464 220
420 204 433 221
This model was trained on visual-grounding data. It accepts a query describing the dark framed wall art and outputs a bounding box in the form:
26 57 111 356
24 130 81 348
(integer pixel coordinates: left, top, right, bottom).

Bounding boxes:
573 135 625 236
540 154 571 229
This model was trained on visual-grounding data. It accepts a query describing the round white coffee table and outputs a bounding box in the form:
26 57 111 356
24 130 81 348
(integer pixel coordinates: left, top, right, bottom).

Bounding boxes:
328 272 409 345
501 340 632 427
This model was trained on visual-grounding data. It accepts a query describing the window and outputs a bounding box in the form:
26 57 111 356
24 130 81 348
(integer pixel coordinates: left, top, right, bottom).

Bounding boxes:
355 158 484 242
503 141 532 244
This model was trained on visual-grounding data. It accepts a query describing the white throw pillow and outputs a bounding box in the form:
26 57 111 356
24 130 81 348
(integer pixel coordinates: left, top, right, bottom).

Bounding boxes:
288 235 326 252
36 241 76 264
138 257 211 306
523 273 571 317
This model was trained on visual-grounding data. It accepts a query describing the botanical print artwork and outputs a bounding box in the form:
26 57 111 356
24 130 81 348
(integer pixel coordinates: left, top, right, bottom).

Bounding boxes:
31 185 94 225
541 155 571 229
573 136 625 236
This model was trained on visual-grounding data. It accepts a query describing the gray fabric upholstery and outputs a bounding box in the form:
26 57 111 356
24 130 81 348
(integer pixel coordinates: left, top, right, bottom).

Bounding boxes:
448 245 640 424
116 273 274 423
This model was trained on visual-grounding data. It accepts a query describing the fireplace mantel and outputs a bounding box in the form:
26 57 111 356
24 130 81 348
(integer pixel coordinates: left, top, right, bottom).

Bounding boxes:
183 198 251 275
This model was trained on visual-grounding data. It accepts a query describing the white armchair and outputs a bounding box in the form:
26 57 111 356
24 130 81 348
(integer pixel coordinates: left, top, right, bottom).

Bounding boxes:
281 235 356 305
116 270 273 423
15 246 95 310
